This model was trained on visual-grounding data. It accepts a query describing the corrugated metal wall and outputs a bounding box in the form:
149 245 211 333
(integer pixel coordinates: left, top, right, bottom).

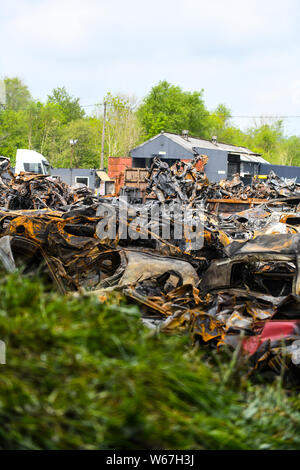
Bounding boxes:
130 134 229 182
260 163 300 182
131 134 193 160
201 149 228 182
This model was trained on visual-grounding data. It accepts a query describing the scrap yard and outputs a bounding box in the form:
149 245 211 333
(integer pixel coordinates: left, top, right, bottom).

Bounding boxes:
0 155 300 383
3 0 300 453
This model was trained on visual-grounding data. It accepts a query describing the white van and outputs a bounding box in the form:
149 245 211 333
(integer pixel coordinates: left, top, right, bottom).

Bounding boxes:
15 149 51 176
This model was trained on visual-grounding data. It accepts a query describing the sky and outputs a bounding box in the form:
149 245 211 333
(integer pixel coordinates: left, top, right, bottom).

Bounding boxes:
1 0 300 135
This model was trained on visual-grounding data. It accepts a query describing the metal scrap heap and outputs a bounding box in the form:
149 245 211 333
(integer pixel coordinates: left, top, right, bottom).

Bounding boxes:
0 163 96 210
146 156 300 202
1 157 300 383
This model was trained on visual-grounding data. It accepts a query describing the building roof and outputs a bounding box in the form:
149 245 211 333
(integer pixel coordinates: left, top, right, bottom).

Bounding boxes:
131 132 269 164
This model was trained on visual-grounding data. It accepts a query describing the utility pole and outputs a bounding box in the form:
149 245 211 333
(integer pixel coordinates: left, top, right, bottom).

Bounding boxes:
100 101 107 170
69 139 78 169
69 139 78 186
70 144 74 169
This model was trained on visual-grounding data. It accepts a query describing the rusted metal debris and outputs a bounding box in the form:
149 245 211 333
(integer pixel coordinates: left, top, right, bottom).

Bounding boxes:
146 157 300 203
0 158 300 382
0 162 97 210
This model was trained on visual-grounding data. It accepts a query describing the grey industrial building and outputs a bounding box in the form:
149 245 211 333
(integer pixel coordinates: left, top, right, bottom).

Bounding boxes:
51 168 115 194
130 131 270 182
52 132 292 192
51 168 99 188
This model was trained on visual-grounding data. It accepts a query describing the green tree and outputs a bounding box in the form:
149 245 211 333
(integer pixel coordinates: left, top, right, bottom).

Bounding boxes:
283 136 300 166
26 101 65 156
0 79 67 163
208 104 233 142
0 109 28 162
137 81 211 139
47 86 85 124
247 120 284 163
50 118 101 168
3 77 32 111
95 93 143 157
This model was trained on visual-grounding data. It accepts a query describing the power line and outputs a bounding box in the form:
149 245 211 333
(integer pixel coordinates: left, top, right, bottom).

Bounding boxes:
0 101 137 112
1 101 300 118
219 115 300 119
81 105 300 118
87 102 138 110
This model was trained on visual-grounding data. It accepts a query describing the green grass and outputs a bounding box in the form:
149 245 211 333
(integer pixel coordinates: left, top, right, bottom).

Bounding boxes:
0 273 299 449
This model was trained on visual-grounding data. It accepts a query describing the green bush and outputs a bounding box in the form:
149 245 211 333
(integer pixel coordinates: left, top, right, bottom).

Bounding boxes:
0 273 299 449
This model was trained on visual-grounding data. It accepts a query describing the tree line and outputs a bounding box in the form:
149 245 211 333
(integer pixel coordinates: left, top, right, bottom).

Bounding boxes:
1 77 300 169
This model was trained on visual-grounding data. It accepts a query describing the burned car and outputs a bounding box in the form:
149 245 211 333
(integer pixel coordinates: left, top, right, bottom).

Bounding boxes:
201 233 300 297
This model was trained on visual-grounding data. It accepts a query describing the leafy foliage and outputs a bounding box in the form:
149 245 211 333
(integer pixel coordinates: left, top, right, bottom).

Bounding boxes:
50 118 102 168
284 136 300 166
0 109 29 162
137 81 211 139
96 93 143 158
47 87 85 124
0 273 300 449
3 77 32 111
